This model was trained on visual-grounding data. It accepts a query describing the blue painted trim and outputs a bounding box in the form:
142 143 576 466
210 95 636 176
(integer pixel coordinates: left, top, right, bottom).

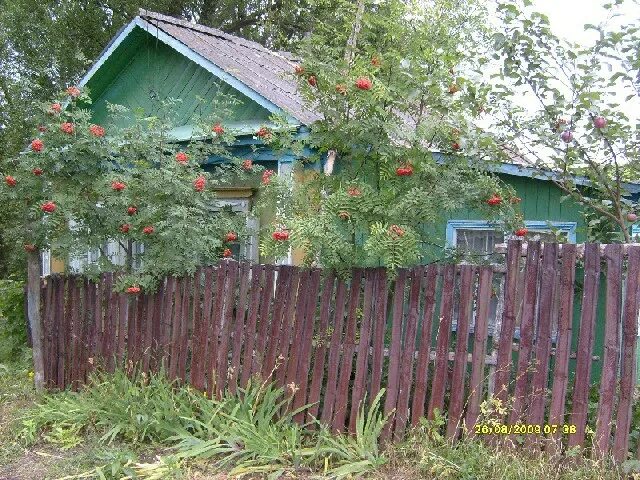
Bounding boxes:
445 219 578 247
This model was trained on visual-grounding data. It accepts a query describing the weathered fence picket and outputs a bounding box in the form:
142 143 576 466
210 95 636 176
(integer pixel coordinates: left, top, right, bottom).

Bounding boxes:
35 242 640 460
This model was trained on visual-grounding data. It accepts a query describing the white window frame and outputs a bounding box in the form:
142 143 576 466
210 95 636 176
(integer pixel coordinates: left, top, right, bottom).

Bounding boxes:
446 220 578 248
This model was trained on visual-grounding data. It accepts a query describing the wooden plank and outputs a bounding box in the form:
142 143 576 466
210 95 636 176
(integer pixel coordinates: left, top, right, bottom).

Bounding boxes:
494 240 522 404
593 243 623 458
134 291 146 367
368 269 388 405
381 269 407 441
394 267 424 440
189 268 204 388
292 269 322 423
464 266 493 434
116 291 128 367
307 272 336 423
78 279 91 386
205 265 226 393
42 279 53 387
509 241 541 426
411 265 439 425
427 264 455 419
253 264 276 375
526 243 559 444
319 278 347 426
193 267 214 391
69 278 82 390
548 244 577 453
229 263 250 395
568 243 601 448
348 269 376 432
56 277 68 389
332 269 364 433
159 277 176 371
149 283 163 373
168 276 183 380
216 262 240 397
44 278 56 387
102 273 116 371
446 265 475 439
240 265 264 388
284 270 312 389
275 268 301 387
141 292 156 374
177 276 192 382
262 266 292 379
613 246 640 461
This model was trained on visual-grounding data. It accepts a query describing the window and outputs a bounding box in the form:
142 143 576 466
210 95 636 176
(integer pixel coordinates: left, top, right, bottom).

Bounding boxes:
446 220 577 256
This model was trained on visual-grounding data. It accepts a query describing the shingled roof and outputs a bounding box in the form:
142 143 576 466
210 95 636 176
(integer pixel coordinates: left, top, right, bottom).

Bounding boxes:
136 10 320 125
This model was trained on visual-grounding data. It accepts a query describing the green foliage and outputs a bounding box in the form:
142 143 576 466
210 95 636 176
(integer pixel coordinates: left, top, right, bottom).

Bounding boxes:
1 90 252 291
0 279 27 362
391 420 624 480
256 0 523 270
488 0 640 241
20 369 390 478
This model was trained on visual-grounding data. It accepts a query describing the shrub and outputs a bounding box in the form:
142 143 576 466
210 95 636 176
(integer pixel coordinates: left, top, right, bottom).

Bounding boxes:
0 279 27 363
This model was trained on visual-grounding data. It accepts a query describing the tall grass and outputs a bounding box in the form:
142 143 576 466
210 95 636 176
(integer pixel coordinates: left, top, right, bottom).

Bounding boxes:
19 369 388 478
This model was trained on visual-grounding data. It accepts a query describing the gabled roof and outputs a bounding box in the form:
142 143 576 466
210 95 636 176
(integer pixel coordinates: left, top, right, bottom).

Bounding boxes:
80 9 321 126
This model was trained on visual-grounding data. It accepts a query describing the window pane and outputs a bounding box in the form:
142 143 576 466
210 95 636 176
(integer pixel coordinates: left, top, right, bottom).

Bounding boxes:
456 229 504 254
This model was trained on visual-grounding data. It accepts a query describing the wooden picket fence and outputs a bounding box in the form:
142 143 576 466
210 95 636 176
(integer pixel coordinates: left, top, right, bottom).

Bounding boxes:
38 240 640 460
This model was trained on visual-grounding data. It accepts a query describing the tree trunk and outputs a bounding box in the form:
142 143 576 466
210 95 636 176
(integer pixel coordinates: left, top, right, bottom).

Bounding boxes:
344 0 366 65
27 250 45 391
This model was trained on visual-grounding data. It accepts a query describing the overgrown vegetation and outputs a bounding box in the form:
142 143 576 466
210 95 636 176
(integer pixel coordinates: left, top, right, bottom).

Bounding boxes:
0 365 631 479
0 279 26 362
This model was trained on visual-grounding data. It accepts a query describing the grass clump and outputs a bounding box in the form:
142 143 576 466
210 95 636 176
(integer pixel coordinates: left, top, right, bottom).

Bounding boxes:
388 419 626 480
18 368 388 478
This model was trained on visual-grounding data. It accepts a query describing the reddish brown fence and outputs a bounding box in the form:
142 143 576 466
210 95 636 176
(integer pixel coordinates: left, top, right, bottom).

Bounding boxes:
38 241 640 460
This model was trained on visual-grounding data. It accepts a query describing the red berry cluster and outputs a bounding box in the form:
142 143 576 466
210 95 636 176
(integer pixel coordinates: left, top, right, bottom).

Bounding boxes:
119 224 130 233
347 186 362 197
225 231 238 242
355 77 372 90
31 139 44 152
126 285 141 294
486 194 502 206
256 127 271 139
33 168 43 176
395 165 413 176
514 228 528 237
41 201 56 213
127 206 137 215
23 244 37 252
50 103 62 114
262 169 275 185
389 224 405 238
222 248 233 258
294 65 305 75
307 76 317 87
66 86 81 97
143 226 154 235
241 159 253 171
335 84 347 95
193 176 206 192
111 181 126 191
89 124 105 137
213 123 224 135
272 230 290 241
5 175 16 187
175 152 188 164
371 56 381 67
60 122 74 134
338 211 350 220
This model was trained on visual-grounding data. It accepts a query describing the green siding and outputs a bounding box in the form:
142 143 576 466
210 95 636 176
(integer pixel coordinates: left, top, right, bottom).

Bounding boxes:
86 27 272 130
434 174 586 245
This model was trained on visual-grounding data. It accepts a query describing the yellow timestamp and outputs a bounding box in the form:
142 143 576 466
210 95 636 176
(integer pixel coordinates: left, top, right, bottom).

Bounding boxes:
474 423 577 435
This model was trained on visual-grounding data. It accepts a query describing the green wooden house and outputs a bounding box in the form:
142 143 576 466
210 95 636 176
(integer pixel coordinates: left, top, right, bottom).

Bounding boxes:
45 9 640 274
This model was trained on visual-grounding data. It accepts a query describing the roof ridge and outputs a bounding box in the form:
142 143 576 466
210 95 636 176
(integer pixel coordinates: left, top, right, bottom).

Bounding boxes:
138 9 289 60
